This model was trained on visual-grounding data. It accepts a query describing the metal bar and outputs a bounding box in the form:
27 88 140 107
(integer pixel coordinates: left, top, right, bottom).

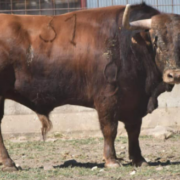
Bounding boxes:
0 8 82 13
39 0 41 15
172 0 174 13
10 0 12 14
54 0 56 15
52 0 55 15
81 0 86 8
25 0 27 14
68 0 70 12
2 4 180 13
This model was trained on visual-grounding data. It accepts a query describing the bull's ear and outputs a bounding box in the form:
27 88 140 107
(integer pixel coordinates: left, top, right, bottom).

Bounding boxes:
140 31 152 46
131 32 151 46
122 4 152 30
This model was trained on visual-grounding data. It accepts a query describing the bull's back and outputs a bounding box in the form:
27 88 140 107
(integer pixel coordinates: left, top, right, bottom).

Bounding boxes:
0 6 124 63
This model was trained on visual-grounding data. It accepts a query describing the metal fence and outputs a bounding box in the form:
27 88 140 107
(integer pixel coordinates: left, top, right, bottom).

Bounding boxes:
87 0 180 14
0 0 85 15
0 0 179 15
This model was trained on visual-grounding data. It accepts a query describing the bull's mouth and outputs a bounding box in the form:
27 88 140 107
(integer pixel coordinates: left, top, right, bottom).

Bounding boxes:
163 69 180 84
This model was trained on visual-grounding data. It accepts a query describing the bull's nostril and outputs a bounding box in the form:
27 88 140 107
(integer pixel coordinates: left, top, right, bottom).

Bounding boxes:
167 73 173 79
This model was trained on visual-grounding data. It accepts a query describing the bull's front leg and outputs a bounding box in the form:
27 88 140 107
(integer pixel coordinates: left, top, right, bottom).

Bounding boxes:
0 97 18 171
125 119 147 167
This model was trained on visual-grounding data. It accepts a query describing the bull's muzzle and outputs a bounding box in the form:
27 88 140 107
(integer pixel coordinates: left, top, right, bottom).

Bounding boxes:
163 69 180 84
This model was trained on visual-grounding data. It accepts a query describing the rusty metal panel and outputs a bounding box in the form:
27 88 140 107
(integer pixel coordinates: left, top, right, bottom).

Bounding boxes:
0 0 82 15
0 0 179 15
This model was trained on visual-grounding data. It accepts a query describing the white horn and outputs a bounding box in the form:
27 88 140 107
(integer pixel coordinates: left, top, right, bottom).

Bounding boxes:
122 4 152 30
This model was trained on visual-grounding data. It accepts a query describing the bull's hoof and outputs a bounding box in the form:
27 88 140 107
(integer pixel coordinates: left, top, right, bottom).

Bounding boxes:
105 160 121 168
141 161 148 167
2 165 19 172
132 159 148 167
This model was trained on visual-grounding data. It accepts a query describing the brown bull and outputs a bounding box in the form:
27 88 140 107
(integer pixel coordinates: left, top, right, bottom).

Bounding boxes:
0 3 179 171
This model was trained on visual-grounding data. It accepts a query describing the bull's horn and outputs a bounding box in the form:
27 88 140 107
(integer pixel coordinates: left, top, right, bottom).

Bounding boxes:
122 4 152 30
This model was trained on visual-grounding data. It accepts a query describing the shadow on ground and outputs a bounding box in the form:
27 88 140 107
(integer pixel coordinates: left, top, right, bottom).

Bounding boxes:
54 159 104 168
53 159 180 169
148 160 180 166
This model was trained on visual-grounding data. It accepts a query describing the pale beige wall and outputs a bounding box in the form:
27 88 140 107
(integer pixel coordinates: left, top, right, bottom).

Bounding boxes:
2 85 180 134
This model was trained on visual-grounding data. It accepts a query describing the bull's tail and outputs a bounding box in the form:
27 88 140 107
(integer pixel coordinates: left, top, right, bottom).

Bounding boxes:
37 113 53 141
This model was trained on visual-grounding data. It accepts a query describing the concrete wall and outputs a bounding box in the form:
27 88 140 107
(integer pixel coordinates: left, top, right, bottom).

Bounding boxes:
2 85 180 135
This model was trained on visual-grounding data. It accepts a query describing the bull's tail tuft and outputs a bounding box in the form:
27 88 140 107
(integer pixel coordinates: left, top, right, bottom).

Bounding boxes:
37 114 53 141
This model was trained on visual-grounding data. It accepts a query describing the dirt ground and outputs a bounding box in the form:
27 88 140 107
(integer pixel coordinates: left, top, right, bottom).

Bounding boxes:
1 132 180 180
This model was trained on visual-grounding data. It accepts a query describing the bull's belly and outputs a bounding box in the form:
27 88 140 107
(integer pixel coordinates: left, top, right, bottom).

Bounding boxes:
9 76 93 112
4 67 150 119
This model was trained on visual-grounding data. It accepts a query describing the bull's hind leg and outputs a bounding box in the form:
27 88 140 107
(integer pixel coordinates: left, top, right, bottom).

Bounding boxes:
37 113 52 141
125 119 147 167
96 100 119 168
0 97 17 171
99 114 119 168
7 92 52 141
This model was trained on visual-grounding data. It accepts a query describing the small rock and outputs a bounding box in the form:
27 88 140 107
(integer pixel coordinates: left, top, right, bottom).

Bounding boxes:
165 132 173 140
34 137 42 141
119 151 126 158
16 164 22 170
22 154 26 158
46 138 57 142
16 164 20 167
43 164 54 171
147 126 174 140
120 151 125 155
11 136 27 143
120 146 126 150
54 132 63 138
165 166 170 170
156 166 163 171
130 170 136 175
18 136 27 141
145 157 151 162
99 169 104 172
91 166 98 171
167 155 174 158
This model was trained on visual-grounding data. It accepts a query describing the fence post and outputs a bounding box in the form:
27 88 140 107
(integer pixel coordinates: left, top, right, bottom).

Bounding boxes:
81 0 86 8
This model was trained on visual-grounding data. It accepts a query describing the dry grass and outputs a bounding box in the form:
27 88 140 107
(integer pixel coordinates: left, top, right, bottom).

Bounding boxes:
0 134 180 180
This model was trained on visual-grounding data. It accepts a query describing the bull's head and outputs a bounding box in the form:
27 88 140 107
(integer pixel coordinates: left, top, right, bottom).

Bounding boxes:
123 4 180 84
